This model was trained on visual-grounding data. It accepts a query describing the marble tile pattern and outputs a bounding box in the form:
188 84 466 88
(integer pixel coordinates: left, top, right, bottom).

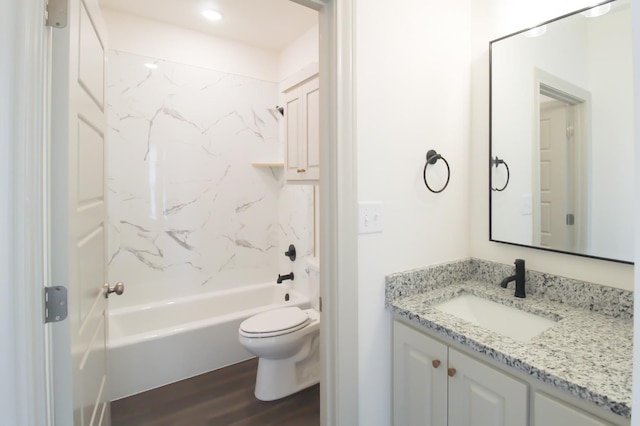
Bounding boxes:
106 51 313 308
385 258 633 418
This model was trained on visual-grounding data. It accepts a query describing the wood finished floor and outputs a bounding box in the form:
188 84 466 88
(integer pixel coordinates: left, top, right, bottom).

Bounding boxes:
111 358 319 426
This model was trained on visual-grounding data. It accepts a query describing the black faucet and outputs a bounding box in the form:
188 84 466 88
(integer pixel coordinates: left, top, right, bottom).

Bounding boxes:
277 272 294 284
500 259 526 298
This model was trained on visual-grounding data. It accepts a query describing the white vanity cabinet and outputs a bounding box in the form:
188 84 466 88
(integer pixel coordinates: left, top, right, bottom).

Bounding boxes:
393 319 626 426
533 392 615 426
393 320 527 426
283 74 319 183
393 320 448 425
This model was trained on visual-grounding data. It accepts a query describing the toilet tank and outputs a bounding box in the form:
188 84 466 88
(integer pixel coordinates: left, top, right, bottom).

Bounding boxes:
305 257 320 311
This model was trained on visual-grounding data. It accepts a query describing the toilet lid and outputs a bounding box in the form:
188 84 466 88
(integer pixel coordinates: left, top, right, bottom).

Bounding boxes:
240 307 310 336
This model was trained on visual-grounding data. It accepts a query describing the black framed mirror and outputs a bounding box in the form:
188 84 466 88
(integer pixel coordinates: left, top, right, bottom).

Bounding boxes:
489 0 633 264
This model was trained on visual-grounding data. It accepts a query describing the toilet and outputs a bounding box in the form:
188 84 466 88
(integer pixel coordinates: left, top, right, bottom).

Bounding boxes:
238 257 321 401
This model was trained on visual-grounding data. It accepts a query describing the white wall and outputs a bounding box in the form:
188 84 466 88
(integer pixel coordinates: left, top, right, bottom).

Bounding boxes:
632 0 640 419
279 24 319 81
356 0 471 423
470 0 634 290
102 8 280 82
0 0 17 422
587 8 634 260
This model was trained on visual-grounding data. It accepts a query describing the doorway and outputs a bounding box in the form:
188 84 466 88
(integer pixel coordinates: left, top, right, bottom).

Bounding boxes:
532 70 590 254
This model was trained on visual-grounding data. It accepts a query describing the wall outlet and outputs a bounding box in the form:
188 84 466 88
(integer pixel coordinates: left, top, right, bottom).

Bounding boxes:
359 202 383 234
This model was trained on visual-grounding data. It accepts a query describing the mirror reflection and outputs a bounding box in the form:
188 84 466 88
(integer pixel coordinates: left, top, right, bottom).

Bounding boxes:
490 0 633 263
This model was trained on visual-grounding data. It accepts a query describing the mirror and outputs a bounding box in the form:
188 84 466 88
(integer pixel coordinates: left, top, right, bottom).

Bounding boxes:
490 0 633 264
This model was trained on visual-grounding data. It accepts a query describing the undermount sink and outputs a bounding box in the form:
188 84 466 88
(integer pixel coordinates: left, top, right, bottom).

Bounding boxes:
434 293 557 342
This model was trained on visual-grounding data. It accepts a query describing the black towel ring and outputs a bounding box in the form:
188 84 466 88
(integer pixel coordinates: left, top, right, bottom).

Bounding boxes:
423 150 450 193
491 156 510 192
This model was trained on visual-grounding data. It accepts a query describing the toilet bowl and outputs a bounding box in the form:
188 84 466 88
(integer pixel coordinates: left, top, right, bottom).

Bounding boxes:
238 257 321 401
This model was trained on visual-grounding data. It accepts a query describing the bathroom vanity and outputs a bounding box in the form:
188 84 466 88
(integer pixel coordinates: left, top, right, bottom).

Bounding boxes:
386 259 632 426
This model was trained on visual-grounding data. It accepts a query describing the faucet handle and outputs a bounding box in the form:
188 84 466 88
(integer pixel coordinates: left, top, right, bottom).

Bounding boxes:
284 244 296 261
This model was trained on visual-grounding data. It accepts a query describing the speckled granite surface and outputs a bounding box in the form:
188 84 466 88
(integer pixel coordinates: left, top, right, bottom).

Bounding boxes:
385 258 633 419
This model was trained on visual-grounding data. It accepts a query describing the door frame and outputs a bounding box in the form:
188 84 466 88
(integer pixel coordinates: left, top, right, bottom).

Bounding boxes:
532 68 591 253
8 0 358 425
3 0 54 425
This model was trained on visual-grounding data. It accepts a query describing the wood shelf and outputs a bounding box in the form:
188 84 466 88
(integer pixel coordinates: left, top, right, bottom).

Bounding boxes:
251 162 284 168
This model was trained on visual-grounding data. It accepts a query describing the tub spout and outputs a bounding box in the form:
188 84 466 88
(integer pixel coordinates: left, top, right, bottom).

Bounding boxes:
277 272 294 284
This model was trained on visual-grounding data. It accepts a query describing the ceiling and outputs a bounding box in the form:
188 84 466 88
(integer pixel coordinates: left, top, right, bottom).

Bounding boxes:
98 0 318 51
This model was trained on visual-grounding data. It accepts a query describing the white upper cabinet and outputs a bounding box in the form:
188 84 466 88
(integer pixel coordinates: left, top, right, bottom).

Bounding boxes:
283 68 319 183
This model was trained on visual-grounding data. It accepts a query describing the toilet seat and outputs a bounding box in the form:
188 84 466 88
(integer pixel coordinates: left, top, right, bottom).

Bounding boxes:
240 307 311 338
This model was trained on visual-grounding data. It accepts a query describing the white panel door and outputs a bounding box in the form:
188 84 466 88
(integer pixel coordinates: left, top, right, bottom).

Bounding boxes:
539 100 569 250
51 0 112 425
448 349 527 426
393 321 448 426
533 392 614 426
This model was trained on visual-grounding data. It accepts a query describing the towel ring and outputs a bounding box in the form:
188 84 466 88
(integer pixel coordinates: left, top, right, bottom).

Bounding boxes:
423 150 450 193
491 156 510 192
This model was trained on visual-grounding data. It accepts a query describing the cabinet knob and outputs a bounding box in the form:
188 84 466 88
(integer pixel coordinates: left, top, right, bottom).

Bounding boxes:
447 367 456 377
297 168 306 173
432 360 441 368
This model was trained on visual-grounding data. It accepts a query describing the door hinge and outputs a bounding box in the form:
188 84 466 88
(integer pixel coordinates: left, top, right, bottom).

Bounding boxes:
566 213 575 226
319 297 323 313
45 0 68 28
44 286 68 323
566 125 575 138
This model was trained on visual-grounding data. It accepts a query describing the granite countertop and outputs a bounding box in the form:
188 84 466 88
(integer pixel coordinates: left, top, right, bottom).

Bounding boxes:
386 259 633 419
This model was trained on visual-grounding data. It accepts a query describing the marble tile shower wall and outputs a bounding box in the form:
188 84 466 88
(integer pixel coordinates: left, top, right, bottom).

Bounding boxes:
106 51 313 308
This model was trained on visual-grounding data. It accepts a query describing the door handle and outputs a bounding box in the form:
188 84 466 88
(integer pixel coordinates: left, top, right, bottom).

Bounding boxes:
104 282 125 298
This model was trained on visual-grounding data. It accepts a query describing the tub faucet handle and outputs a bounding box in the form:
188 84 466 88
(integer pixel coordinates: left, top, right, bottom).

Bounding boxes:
284 244 296 261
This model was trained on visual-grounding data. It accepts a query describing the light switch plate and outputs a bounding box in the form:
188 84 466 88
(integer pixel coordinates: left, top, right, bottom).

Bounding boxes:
359 202 383 234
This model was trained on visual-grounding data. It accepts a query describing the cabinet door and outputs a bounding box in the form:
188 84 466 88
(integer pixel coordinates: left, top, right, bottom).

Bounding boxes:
393 321 448 426
284 76 319 182
301 77 319 180
284 86 302 180
533 392 614 426
448 349 527 426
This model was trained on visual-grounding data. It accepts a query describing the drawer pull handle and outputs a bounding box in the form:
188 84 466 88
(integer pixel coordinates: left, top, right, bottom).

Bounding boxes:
447 368 456 377
297 168 306 173
432 360 441 368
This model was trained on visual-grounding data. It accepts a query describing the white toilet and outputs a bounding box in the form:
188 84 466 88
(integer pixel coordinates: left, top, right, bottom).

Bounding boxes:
238 257 321 401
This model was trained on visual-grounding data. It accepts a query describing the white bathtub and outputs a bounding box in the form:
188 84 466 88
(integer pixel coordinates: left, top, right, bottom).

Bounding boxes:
108 282 309 400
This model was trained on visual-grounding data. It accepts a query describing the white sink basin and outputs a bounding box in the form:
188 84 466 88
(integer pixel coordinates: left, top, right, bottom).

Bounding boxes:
434 293 557 342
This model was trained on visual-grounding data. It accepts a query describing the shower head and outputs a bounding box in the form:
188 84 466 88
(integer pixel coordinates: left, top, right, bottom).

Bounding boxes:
268 106 284 120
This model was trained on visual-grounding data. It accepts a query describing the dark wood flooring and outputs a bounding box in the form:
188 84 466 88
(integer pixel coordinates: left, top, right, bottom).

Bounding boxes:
111 358 320 426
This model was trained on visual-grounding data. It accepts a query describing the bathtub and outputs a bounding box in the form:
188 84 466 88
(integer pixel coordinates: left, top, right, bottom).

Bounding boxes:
108 282 310 400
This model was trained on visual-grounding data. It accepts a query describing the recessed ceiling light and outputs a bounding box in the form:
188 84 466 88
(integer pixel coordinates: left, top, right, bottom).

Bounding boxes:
524 25 547 38
144 63 158 70
580 3 611 18
202 9 223 21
